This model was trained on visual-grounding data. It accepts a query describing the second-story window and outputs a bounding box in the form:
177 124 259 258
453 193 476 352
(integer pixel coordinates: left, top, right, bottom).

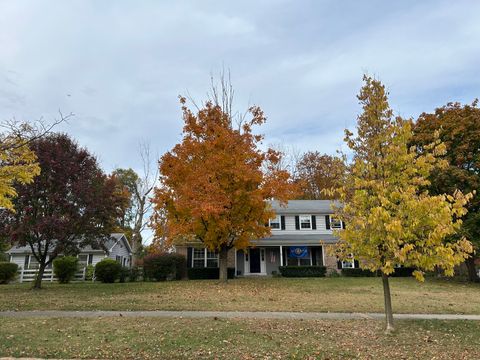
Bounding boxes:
269 216 281 229
330 217 343 229
299 215 311 229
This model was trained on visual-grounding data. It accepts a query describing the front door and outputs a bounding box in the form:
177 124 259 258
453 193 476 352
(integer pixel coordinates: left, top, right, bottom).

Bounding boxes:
249 248 261 273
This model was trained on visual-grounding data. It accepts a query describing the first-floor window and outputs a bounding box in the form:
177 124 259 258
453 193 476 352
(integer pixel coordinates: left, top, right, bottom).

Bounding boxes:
192 248 219 268
206 250 219 267
342 260 355 268
193 248 205 268
287 247 312 266
116 255 122 264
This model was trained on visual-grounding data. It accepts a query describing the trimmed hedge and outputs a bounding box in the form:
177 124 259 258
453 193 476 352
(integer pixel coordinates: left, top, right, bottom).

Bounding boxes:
391 267 415 277
0 262 18 284
53 256 78 283
341 268 377 277
95 259 122 283
279 266 326 277
143 254 187 281
188 267 236 280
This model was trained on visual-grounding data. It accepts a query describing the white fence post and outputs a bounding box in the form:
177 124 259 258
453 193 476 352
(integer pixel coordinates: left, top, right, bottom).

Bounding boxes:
51 269 54 282
20 269 24 283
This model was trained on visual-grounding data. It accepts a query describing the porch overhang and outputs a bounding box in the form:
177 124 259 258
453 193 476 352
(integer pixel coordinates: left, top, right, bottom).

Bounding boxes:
251 234 338 247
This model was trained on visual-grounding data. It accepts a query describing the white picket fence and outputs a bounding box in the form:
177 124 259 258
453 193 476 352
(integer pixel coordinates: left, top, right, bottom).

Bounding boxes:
18 267 87 283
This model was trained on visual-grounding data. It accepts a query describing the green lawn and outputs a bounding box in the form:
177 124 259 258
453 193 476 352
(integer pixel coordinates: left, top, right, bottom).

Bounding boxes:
0 317 478 359
1 277 480 314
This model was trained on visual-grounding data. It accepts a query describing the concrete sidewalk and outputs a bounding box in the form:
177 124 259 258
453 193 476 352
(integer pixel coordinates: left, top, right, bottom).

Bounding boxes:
1 310 479 320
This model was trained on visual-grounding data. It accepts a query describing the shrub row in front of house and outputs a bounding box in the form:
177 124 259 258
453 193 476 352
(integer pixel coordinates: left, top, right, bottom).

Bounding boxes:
279 266 327 277
340 267 415 277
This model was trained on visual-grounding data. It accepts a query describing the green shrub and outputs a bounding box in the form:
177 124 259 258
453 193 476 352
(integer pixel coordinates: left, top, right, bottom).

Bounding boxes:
326 269 341 277
53 256 78 284
0 252 8 262
95 259 122 283
187 267 235 280
0 262 18 284
278 266 326 277
143 254 187 281
341 268 377 277
119 267 130 283
85 264 95 281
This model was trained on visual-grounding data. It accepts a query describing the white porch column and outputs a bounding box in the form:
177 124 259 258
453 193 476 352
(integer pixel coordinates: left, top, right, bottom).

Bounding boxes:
280 245 283 266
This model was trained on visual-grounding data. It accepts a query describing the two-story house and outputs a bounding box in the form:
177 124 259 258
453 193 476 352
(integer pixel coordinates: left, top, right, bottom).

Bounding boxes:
177 200 353 276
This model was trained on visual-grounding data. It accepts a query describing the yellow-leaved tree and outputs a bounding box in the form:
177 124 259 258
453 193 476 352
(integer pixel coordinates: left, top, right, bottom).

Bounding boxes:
333 76 473 332
0 128 40 211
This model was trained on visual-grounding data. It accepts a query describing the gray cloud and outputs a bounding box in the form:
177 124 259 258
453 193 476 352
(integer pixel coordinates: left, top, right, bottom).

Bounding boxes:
0 0 479 174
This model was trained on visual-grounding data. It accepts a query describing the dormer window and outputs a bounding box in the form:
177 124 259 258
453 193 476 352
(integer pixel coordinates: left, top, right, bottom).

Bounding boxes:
299 215 312 229
269 216 281 229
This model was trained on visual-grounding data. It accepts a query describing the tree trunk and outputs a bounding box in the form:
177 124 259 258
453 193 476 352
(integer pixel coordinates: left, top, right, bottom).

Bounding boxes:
382 273 394 333
131 232 140 267
32 262 47 290
465 256 479 282
218 247 229 283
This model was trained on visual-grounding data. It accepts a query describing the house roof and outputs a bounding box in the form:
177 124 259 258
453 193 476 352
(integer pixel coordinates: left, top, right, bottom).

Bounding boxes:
6 233 131 255
253 233 339 246
269 200 339 214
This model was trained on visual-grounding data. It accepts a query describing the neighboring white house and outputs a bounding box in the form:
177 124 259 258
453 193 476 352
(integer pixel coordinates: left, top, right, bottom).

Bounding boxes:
6 233 132 282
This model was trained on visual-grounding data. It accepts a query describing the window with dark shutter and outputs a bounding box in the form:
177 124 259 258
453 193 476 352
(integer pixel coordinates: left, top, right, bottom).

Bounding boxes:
342 221 346 229
337 260 342 269
325 215 331 230
354 260 359 268
281 215 286 230
295 216 300 230
311 215 316 230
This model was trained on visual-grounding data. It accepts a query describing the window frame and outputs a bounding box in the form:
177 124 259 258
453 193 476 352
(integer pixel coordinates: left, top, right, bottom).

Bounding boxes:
287 247 313 266
269 215 281 230
192 248 219 268
299 215 312 230
329 215 343 229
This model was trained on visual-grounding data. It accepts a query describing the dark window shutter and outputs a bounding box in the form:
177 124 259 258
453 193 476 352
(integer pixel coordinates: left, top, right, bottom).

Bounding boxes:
342 221 346 229
337 260 342 269
311 215 316 230
187 247 193 268
354 260 359 268
281 216 286 230
311 248 317 265
295 216 300 230
325 215 331 230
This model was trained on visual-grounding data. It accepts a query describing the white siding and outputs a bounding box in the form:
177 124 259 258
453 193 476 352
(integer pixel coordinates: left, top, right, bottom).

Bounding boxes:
271 214 332 235
108 239 131 267
10 254 27 269
90 254 106 267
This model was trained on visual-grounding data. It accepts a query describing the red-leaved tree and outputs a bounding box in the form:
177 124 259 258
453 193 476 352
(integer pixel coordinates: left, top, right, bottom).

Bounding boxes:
0 133 128 289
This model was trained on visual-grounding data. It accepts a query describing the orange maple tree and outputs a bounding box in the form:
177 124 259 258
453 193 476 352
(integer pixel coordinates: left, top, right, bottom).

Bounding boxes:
151 96 296 281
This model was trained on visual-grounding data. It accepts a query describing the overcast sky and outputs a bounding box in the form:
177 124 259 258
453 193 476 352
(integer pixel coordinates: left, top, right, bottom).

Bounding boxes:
1 0 479 174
